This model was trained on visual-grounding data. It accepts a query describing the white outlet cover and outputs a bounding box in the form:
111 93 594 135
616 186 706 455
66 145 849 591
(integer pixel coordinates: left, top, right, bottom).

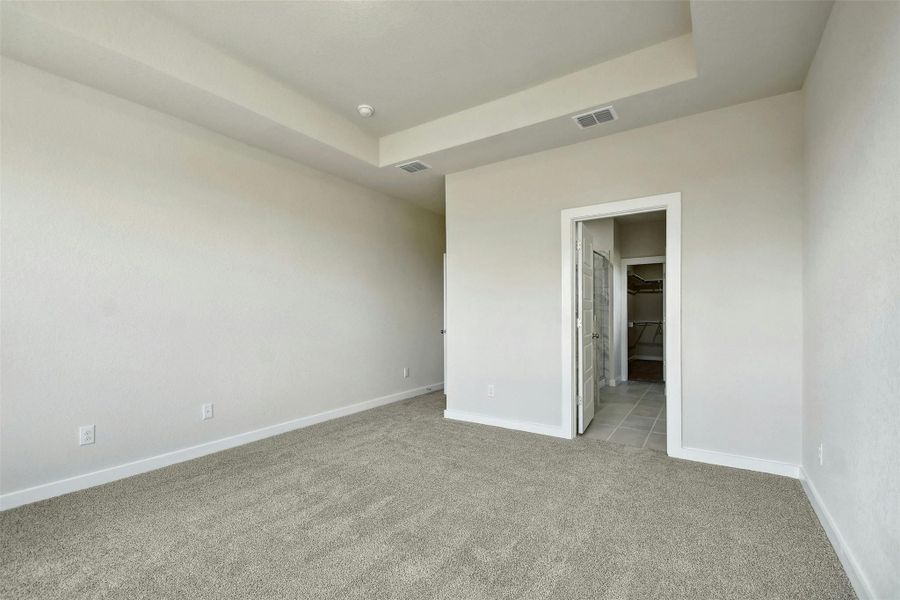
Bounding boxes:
403 367 410 378
79 424 95 446
487 384 495 397
202 403 214 420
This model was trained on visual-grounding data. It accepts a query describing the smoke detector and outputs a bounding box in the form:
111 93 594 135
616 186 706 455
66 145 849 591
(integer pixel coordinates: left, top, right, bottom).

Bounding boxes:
572 106 617 129
357 104 375 118
395 160 430 173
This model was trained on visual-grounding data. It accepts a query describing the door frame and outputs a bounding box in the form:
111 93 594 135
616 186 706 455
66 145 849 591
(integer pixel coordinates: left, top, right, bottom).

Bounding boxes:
620 255 666 383
560 192 681 455
443 253 448 397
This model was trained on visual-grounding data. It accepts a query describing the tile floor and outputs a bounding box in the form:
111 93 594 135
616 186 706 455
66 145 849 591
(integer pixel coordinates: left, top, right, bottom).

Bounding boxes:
582 381 667 452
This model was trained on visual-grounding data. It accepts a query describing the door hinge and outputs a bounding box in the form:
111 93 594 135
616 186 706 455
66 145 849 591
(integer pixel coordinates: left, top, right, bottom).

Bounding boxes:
576 317 582 329
576 240 582 251
577 395 583 407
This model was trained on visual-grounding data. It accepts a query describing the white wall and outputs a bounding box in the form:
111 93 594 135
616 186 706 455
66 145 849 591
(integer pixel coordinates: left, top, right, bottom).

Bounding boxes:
611 220 623 384
618 220 665 258
584 219 614 255
0 59 445 497
801 2 900 597
446 91 803 464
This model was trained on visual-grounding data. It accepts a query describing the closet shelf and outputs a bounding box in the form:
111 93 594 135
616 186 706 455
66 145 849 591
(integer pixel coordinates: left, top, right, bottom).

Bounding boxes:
627 272 663 295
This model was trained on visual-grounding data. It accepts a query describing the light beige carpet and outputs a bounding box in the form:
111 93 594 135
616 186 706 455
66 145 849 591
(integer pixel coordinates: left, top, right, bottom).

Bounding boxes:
0 392 854 599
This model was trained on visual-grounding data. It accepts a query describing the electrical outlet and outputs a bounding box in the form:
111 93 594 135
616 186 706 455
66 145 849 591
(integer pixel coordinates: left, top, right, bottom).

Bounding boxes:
487 384 495 398
403 367 410 379
201 403 214 421
817 443 824 466
79 425 95 446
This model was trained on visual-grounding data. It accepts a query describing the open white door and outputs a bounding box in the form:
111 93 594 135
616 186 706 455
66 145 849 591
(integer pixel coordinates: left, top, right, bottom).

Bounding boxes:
576 223 595 434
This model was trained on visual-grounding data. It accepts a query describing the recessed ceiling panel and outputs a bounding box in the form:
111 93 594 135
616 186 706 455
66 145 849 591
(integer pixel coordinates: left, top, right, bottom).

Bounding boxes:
144 1 692 135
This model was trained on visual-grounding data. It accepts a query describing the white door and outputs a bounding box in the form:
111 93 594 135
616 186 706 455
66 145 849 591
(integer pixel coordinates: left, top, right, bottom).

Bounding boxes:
576 223 595 434
593 251 611 398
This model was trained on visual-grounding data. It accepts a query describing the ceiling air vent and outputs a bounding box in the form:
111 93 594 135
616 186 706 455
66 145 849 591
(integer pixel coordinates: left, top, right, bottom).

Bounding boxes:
572 106 617 129
396 160 430 173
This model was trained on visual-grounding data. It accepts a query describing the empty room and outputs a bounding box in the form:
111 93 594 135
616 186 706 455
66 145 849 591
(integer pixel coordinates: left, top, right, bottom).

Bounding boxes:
1 1 898 599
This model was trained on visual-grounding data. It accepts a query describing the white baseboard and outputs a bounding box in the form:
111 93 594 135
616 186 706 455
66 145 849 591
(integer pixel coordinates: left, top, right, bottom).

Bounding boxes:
439 413 801 479
443 409 569 439
669 446 801 479
0 383 443 511
800 467 875 600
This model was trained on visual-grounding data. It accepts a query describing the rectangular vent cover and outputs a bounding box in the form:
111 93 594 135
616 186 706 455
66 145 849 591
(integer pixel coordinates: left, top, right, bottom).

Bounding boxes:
396 160 430 173
572 106 617 129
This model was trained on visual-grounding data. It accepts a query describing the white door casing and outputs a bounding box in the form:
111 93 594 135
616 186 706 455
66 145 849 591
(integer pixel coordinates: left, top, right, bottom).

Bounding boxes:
443 253 448 395
560 192 681 454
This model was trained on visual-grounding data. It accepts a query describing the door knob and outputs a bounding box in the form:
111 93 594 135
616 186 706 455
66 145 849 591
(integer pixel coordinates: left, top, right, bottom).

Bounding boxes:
591 333 600 339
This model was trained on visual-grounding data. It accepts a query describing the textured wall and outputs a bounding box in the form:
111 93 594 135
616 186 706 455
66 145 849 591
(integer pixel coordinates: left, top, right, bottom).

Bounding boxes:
618 220 665 259
446 92 804 464
0 59 445 494
802 2 900 597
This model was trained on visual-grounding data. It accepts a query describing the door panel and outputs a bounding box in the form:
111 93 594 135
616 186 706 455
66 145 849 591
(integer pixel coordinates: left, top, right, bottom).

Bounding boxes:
593 251 611 400
577 223 595 434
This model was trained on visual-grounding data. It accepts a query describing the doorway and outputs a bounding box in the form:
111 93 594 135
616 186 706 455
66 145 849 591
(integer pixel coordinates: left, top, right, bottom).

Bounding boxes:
560 192 682 454
622 257 665 384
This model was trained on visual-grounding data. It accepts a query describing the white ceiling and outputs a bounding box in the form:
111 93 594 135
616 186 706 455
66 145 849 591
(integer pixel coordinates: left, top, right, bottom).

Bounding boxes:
144 1 693 136
1 1 833 215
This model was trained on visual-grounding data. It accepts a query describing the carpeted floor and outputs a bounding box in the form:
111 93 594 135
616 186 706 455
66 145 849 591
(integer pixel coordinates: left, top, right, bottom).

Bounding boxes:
0 392 853 599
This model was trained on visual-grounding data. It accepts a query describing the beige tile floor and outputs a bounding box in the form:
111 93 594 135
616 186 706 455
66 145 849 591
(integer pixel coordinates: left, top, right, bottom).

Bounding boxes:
582 381 667 451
